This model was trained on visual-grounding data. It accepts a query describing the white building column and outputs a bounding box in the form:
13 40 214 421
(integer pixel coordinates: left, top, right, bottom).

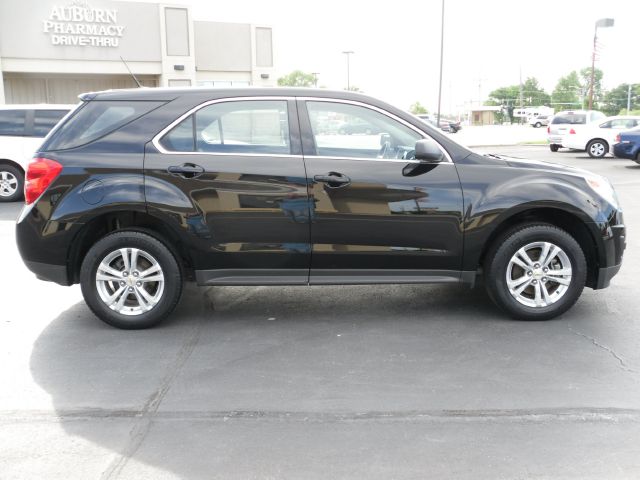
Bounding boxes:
0 57 5 104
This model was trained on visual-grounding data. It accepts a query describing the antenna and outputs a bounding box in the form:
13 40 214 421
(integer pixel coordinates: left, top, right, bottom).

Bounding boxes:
120 56 143 88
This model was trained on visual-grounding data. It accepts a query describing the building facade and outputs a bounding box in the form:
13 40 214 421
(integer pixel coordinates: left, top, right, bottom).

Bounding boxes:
0 0 275 104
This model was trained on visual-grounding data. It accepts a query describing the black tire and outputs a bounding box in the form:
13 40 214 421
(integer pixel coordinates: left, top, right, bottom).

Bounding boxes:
587 139 608 158
549 144 560 152
534 122 542 128
80 231 183 329
484 224 587 321
0 164 24 202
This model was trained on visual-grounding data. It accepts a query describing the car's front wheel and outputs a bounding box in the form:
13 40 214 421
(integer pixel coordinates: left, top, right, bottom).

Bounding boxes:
80 231 183 329
484 224 586 320
0 164 24 202
587 139 608 158
534 122 542 128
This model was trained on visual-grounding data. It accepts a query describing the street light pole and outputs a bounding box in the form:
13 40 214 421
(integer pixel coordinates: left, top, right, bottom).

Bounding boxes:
436 0 445 128
588 18 614 110
342 51 354 90
311 72 320 88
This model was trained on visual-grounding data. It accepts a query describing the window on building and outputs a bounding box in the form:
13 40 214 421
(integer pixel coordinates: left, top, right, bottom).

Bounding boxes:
165 7 190 56
160 100 290 155
255 27 273 67
0 110 26 136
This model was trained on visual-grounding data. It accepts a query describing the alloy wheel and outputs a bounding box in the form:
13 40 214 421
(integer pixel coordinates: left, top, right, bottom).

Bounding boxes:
95 248 165 316
0 171 18 197
506 241 572 308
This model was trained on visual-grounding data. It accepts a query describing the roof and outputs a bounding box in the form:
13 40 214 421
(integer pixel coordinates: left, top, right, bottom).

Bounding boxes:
0 104 76 110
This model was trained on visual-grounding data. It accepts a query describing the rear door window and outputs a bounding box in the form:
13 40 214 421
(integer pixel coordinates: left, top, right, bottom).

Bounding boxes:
0 110 26 136
33 110 70 137
160 100 291 155
44 101 162 150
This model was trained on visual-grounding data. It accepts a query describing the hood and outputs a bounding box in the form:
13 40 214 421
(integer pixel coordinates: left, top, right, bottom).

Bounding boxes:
485 153 592 177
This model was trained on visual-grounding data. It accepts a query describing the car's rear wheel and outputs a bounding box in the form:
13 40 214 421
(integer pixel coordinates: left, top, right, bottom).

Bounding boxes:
80 231 183 329
484 224 586 320
0 164 24 202
549 144 560 152
587 139 608 158
534 122 542 128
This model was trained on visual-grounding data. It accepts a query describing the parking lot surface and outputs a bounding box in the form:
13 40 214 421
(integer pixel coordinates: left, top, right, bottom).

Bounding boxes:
1 146 640 479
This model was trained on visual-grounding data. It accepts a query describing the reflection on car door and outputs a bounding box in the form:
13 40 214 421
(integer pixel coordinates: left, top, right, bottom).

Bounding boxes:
298 99 465 284
145 98 311 285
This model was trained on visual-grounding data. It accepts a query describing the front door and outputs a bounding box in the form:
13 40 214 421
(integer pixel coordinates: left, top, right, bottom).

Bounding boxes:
145 98 310 285
298 99 464 284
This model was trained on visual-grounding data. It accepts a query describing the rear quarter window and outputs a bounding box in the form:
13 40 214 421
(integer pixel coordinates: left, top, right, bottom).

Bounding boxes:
43 101 163 150
0 110 26 136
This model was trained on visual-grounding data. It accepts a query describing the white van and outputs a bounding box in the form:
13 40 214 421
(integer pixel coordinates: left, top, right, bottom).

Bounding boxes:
0 104 74 201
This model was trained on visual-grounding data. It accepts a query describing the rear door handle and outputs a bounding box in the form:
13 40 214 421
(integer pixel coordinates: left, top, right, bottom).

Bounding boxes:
313 172 351 188
167 163 205 178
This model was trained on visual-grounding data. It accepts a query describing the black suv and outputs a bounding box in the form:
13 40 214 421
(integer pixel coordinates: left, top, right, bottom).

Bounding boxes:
16 88 625 329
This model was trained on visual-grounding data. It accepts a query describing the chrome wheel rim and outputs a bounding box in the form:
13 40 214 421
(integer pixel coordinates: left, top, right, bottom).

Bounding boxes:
96 248 165 316
0 171 18 197
506 241 572 308
590 142 605 157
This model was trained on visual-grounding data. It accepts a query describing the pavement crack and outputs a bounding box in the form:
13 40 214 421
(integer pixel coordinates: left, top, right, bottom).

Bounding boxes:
568 326 636 374
100 315 204 480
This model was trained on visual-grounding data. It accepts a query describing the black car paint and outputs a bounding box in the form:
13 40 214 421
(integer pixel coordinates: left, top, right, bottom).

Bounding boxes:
16 88 625 290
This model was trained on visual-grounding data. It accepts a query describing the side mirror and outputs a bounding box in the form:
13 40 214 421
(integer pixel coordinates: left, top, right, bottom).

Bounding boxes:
414 139 444 162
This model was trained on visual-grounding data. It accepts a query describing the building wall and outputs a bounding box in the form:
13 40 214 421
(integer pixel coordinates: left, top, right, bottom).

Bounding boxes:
0 0 275 104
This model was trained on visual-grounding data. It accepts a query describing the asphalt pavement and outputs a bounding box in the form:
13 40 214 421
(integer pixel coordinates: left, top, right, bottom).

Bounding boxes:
1 145 640 479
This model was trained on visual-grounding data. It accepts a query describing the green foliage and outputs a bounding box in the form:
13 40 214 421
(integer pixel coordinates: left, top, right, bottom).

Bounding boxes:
601 84 640 116
522 77 551 106
409 101 428 114
580 67 604 106
551 71 582 111
277 70 317 87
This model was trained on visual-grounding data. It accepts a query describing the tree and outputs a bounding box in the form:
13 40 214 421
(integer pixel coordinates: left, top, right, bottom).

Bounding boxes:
277 70 317 87
579 67 604 107
522 77 550 106
409 101 428 114
551 71 582 111
601 83 640 116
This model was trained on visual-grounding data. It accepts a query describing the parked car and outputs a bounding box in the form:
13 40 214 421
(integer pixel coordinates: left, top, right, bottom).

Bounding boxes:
613 126 640 163
547 110 606 152
416 114 461 133
16 88 625 329
529 115 550 128
337 119 381 135
562 116 640 158
0 104 74 202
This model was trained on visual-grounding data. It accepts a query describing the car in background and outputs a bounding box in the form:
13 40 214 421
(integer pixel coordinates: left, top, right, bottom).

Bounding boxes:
529 115 551 128
337 119 381 135
562 116 640 158
547 110 606 152
613 126 640 163
0 104 74 202
416 114 462 133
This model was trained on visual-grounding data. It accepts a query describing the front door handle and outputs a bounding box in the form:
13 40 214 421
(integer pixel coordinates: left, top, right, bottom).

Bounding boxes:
167 163 205 179
313 172 351 188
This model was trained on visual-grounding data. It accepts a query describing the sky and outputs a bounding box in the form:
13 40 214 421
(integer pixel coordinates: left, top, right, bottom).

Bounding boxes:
138 0 640 114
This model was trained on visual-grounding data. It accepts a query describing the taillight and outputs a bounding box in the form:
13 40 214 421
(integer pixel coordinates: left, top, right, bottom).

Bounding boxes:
547 126 550 134
25 157 63 205
569 128 576 134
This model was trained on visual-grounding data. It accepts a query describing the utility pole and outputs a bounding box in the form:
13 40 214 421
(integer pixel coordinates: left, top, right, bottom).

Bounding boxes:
519 66 524 124
311 72 319 88
342 51 354 90
627 84 632 112
589 18 614 110
436 0 445 128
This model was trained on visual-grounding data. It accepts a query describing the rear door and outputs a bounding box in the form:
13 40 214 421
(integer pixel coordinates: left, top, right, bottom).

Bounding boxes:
297 98 464 284
145 97 311 285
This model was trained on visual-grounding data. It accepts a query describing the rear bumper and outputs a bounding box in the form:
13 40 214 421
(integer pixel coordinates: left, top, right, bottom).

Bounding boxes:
23 260 71 286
